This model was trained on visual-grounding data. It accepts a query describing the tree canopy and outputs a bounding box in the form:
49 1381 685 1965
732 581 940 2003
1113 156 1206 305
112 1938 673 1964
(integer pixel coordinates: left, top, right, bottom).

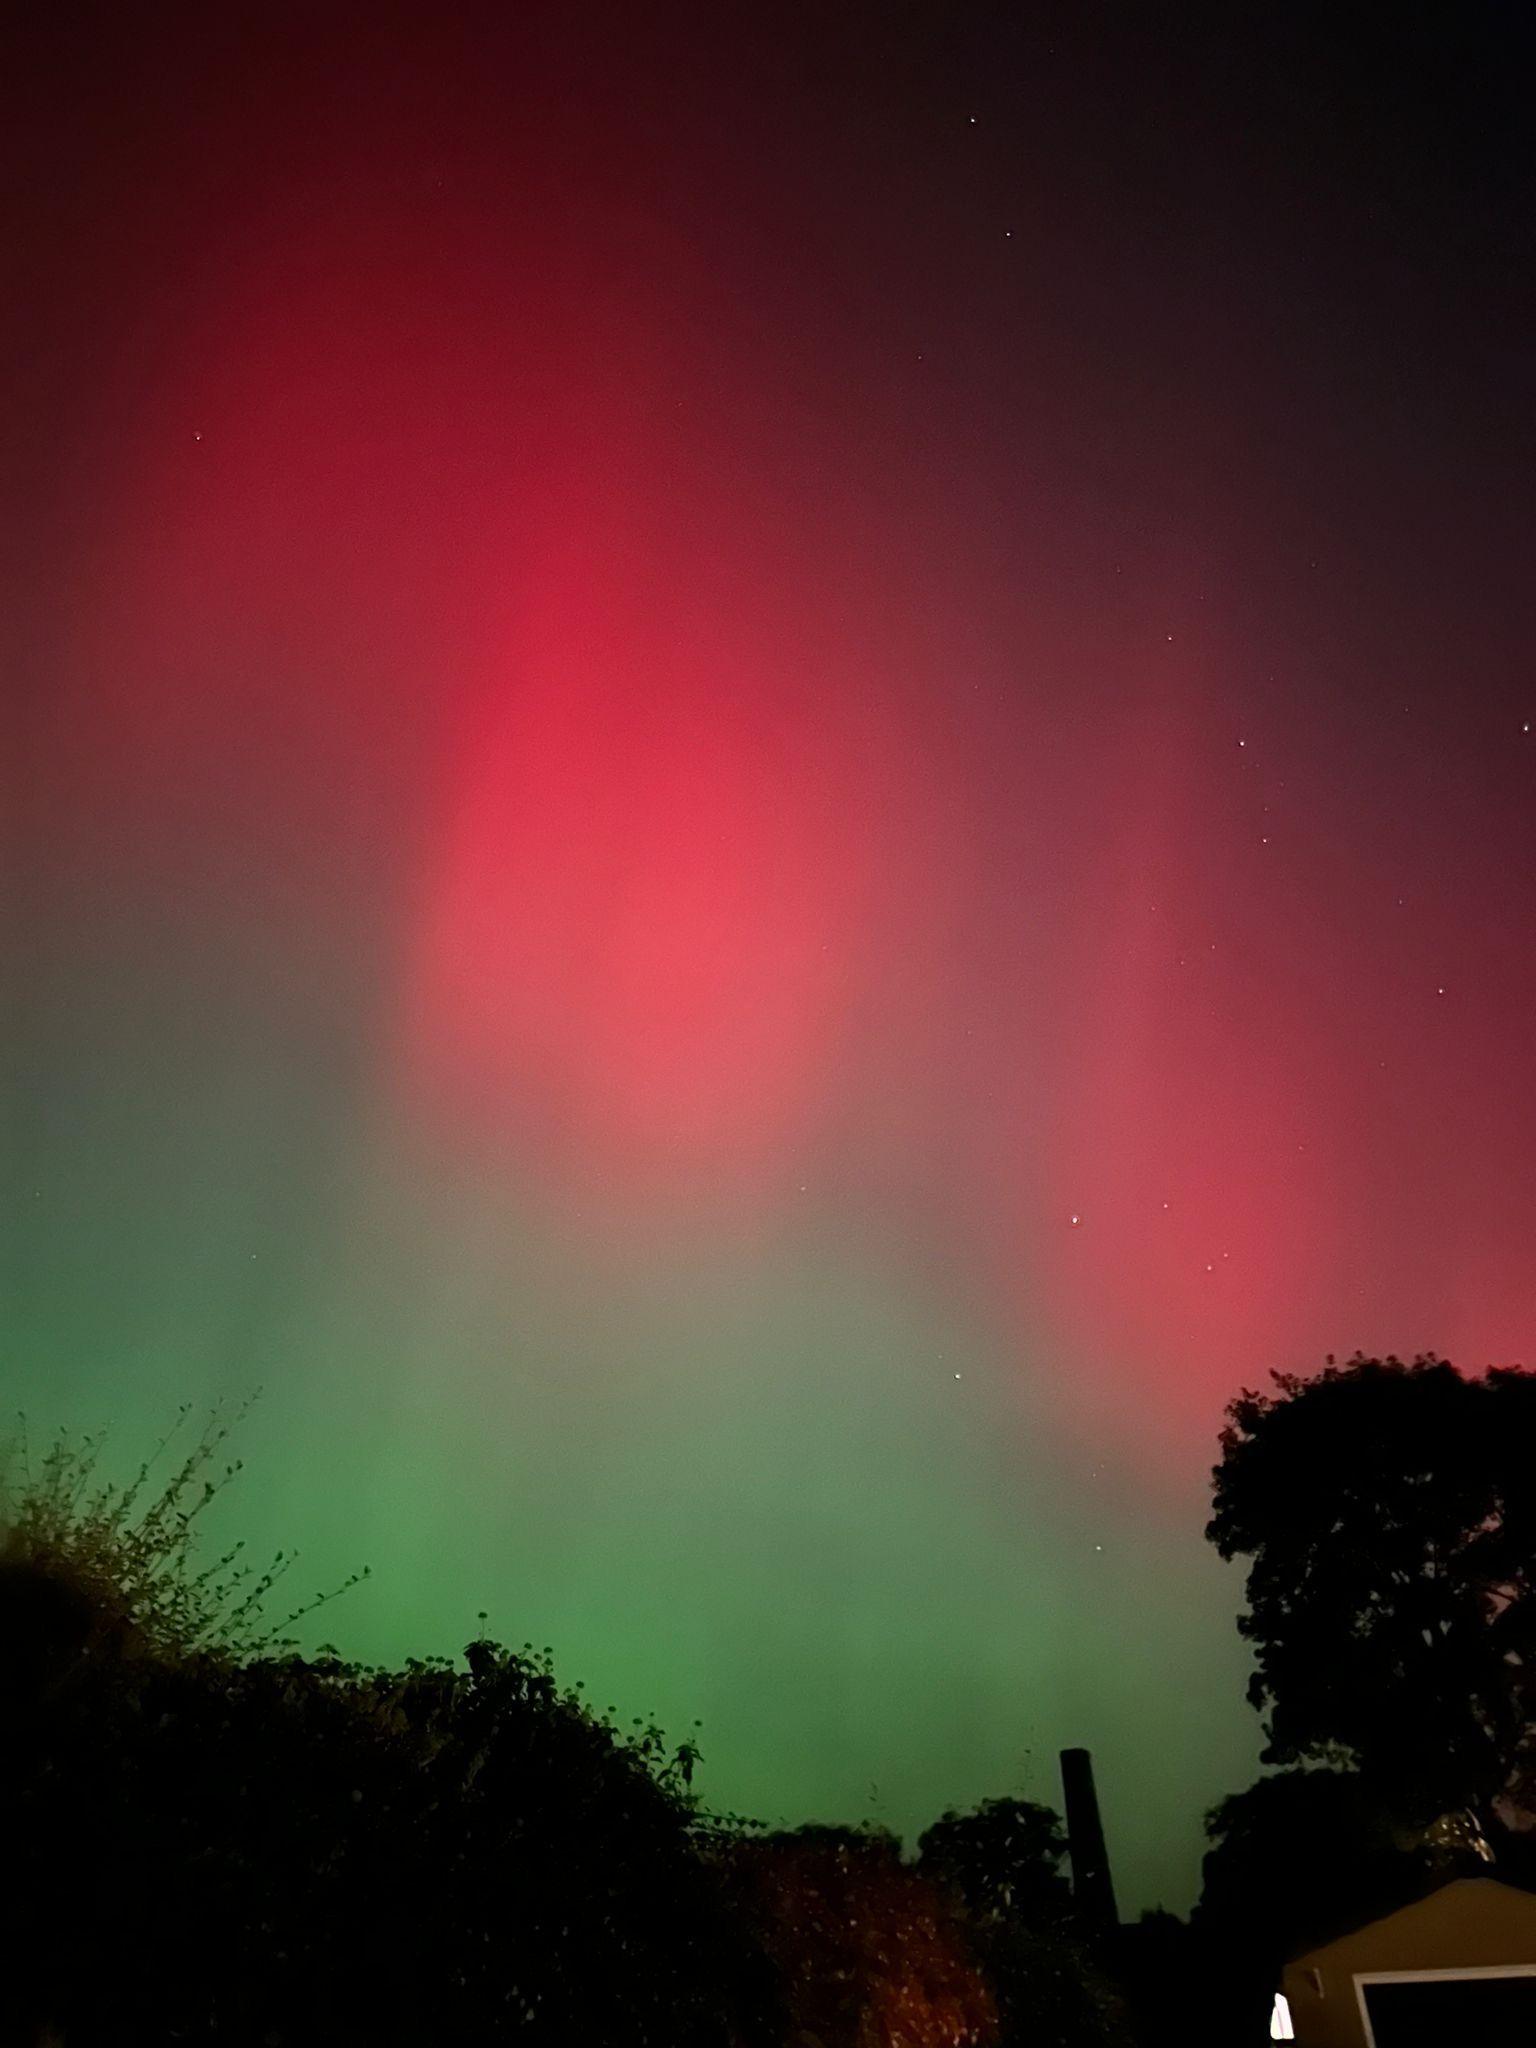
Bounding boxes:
1197 1768 1442 1954
916 1801 1129 2048
1207 1353 1536 1836
916 1798 1072 1926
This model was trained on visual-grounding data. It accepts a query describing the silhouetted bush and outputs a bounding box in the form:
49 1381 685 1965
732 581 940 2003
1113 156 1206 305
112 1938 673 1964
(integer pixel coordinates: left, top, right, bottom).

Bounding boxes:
916 1797 1072 1926
916 1800 1129 2048
1 1412 778 2046
725 1823 998 2047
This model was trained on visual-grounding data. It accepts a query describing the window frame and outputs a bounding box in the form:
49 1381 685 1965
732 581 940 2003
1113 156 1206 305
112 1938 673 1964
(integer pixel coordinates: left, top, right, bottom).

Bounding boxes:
1353 1962 1536 2048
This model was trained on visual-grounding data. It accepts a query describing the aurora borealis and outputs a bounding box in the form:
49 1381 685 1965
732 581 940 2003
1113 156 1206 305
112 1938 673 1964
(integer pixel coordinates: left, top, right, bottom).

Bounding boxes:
9 6 1536 1911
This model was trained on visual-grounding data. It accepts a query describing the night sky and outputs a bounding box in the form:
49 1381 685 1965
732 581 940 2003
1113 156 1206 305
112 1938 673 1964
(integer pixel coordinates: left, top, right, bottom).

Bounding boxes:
9 5 1536 1911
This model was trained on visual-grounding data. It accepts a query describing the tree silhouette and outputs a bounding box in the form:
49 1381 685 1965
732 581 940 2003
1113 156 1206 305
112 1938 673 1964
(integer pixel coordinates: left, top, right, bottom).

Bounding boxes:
916 1801 1129 2048
916 1798 1072 1926
1201 1769 1434 1947
1207 1353 1536 1842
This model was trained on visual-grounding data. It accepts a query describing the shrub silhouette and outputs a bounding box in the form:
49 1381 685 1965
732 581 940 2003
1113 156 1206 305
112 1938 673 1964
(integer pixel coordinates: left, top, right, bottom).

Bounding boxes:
726 1823 998 2047
1 1412 777 2046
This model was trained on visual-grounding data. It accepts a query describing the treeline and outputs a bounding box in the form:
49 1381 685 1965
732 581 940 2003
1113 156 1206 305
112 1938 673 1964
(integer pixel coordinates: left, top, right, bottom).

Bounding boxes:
6 1351 1536 2045
0 1412 1124 2046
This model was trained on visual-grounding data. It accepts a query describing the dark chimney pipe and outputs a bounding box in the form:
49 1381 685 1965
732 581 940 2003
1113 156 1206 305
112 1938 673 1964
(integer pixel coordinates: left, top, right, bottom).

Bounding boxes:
1059 1747 1119 1928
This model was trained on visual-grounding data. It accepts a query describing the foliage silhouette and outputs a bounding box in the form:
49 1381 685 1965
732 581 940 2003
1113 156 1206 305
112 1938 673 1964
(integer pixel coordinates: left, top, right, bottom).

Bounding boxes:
916 1802 1129 2048
1109 1911 1207 2048
726 1822 997 2048
1 1412 779 2047
1207 1352 1536 1842
916 1797 1072 1926
1 1399 366 1657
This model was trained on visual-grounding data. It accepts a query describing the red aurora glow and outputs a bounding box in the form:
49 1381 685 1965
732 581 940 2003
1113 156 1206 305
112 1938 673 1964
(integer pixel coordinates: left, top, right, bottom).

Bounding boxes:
34 31 1536 1476
399 517 903 1196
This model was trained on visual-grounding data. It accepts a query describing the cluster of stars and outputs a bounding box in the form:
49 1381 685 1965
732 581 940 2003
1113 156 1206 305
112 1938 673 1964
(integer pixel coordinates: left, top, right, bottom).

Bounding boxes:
1061 1202 1238 1286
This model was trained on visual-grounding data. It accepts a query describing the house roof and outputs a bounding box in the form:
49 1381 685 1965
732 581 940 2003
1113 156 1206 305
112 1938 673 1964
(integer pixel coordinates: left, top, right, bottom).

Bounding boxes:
1289 1878 1536 1973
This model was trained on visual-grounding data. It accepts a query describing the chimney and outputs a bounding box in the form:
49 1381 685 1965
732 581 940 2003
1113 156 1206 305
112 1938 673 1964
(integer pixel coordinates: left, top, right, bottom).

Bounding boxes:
1059 1747 1118 1928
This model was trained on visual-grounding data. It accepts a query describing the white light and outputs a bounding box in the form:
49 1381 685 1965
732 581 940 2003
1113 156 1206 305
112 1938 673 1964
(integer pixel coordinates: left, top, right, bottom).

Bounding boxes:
1270 1991 1295 2041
